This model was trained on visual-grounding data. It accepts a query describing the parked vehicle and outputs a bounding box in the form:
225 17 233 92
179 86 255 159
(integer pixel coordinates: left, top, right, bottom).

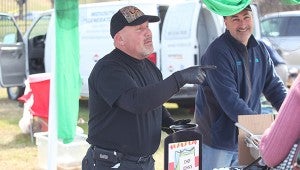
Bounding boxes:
0 1 226 108
260 11 300 86
160 1 224 106
0 1 168 100
243 5 289 86
0 12 25 99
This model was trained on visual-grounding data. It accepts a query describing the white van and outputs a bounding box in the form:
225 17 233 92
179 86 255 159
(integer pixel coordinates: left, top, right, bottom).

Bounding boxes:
160 1 224 106
0 1 168 100
160 3 289 107
0 1 225 107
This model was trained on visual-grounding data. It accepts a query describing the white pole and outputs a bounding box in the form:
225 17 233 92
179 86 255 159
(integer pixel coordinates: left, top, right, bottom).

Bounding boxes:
46 12 58 170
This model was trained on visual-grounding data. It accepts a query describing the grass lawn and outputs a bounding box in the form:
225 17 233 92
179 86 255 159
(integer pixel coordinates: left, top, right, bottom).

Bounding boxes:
0 88 37 169
0 88 193 170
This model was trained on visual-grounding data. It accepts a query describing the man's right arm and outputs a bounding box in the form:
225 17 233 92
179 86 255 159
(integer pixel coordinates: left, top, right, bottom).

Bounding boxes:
116 66 207 114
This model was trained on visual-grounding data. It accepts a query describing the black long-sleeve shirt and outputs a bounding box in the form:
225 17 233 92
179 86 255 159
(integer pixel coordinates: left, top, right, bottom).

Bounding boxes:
87 48 183 157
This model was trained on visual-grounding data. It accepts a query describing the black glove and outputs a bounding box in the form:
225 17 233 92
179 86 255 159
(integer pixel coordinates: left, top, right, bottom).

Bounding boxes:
173 119 191 125
161 127 174 135
162 119 192 134
175 65 216 85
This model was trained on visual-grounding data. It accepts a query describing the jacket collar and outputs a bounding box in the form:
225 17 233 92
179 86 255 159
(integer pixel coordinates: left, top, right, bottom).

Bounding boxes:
224 30 258 52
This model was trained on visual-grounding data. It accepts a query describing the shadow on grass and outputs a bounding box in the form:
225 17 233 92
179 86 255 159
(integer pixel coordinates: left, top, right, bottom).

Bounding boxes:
0 133 36 150
79 99 88 108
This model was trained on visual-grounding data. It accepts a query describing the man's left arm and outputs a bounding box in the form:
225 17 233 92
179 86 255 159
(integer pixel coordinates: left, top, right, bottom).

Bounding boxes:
262 49 287 110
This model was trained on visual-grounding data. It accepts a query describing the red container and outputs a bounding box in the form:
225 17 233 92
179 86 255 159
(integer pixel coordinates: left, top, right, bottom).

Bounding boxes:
28 73 51 119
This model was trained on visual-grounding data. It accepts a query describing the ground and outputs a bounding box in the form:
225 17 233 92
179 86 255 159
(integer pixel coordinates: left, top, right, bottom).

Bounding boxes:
0 87 193 170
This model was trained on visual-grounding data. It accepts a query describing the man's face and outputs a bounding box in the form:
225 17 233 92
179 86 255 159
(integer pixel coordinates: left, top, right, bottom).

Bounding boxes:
224 9 253 46
118 21 154 60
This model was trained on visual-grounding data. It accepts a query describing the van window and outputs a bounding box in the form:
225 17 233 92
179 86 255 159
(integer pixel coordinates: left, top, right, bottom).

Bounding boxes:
285 17 300 36
163 3 195 40
28 15 51 39
27 14 50 74
261 16 300 37
0 15 22 44
261 18 279 37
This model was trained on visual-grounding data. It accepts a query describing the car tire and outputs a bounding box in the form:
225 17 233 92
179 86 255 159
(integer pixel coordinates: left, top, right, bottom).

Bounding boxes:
7 86 25 100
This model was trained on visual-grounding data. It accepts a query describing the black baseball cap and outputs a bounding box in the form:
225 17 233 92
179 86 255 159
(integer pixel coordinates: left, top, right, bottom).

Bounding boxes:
110 6 160 38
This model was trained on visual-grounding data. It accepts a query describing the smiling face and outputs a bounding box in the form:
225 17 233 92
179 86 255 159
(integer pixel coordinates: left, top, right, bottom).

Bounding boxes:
114 21 154 60
224 9 254 46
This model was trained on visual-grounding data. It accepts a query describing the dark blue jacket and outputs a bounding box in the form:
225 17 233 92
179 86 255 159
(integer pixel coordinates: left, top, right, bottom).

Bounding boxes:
194 30 287 151
262 41 286 66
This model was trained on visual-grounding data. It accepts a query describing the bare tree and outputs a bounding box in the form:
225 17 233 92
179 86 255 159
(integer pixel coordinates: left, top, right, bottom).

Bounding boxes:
254 0 300 16
50 0 54 8
15 0 26 19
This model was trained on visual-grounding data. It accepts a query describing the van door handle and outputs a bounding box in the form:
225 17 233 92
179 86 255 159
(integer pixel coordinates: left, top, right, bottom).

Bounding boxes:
194 54 198 65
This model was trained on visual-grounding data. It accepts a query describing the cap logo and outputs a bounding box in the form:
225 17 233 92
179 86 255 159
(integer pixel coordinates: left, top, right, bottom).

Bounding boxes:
120 6 144 23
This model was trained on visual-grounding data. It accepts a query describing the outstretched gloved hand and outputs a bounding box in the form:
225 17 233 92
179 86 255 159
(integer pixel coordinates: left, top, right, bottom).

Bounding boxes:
175 65 216 85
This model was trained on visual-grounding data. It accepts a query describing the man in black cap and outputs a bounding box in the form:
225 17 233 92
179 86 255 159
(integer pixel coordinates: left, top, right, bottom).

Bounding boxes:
82 6 208 170
194 4 287 169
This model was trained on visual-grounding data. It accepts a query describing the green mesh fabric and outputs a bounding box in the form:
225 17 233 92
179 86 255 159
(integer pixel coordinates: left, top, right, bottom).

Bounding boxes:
281 0 300 5
202 0 252 16
55 0 81 144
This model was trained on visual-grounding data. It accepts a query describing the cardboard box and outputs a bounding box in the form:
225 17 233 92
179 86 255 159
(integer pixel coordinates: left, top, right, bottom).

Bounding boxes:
238 114 276 165
34 132 90 170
